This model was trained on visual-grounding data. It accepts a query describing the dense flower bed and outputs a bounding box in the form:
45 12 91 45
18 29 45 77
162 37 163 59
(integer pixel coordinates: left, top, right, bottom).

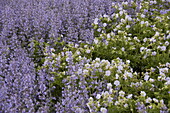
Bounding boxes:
43 0 170 112
0 0 170 112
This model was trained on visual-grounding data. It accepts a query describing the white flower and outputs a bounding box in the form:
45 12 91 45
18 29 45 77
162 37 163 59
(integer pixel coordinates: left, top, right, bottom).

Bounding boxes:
103 23 107 27
152 51 157 56
150 37 156 43
114 80 120 86
166 77 170 81
153 98 159 103
155 32 160 36
96 94 101 99
143 38 147 42
103 14 109 18
145 21 149 26
86 49 91 53
51 53 56 57
158 76 163 81
97 68 102 73
97 28 102 32
83 69 89 75
167 34 170 39
115 74 119 79
109 88 113 94
140 91 146 97
126 25 130 29
125 15 132 21
112 47 117 50
140 47 146 52
75 108 84 113
141 14 145 18
116 25 121 29
105 70 111 76
95 58 100 62
66 57 70 62
103 91 109 98
108 96 113 103
148 105 152 109
67 85 71 89
107 83 112 89
127 72 133 78
115 101 119 105
89 97 93 101
86 103 92 112
94 62 100 68
165 80 170 85
107 34 111 38
85 63 90 68
76 51 81 55
117 65 123 71
84 45 88 48
150 67 156 72
146 97 152 103
105 40 108 45
50 48 55 52
124 104 128 108
77 69 82 75
128 17 132 21
121 47 125 51
97 101 100 107
94 18 99 24
112 2 116 6
160 99 164 104
126 60 130 64
146 49 151 53
161 46 166 51
119 11 123 16
119 91 125 97
94 38 99 44
75 44 79 48
115 14 119 18
149 78 155 82
134 37 140 42
79 56 82 60
165 41 169 46
150 0 157 4
166 63 170 67
122 2 128 5
100 107 107 113
127 94 133 99
144 74 150 81
121 19 125 23
141 21 145 25
118 7 123 11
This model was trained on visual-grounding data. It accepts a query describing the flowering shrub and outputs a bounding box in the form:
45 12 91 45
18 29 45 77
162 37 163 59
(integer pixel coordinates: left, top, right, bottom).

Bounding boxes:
41 0 170 112
43 40 169 112
92 0 170 73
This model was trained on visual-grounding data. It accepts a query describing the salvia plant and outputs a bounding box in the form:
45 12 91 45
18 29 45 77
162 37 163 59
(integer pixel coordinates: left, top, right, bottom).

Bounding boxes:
0 0 170 113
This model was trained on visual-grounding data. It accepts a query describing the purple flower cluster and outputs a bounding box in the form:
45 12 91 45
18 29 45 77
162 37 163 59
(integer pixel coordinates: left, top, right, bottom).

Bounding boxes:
0 40 36 112
0 32 54 112
53 56 109 112
0 0 114 46
0 0 116 112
